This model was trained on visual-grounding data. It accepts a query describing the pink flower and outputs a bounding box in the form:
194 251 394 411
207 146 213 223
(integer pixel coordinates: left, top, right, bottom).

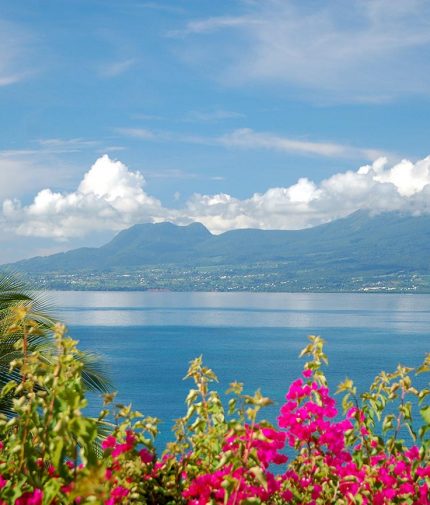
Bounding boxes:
405 446 420 461
125 430 136 446
105 486 129 505
398 482 415 496
417 466 430 478
104 430 136 457
102 435 117 450
112 486 130 500
15 489 43 505
112 443 132 458
61 483 74 494
281 489 293 501
311 484 322 499
394 461 407 474
139 448 153 464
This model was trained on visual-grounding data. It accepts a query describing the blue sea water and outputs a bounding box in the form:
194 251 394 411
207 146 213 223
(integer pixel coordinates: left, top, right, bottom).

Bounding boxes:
49 291 430 448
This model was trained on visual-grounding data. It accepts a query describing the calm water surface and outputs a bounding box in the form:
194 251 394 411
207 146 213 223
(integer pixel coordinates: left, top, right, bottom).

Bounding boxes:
49 291 430 446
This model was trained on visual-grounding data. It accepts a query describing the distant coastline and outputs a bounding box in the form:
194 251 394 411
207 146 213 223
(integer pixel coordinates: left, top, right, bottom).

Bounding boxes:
5 211 430 294
25 270 427 295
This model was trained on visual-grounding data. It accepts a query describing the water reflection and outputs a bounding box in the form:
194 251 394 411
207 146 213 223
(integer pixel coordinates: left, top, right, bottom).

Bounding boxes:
47 291 430 333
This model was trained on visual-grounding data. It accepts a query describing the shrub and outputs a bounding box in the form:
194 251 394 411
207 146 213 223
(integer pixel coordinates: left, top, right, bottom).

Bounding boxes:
0 306 428 504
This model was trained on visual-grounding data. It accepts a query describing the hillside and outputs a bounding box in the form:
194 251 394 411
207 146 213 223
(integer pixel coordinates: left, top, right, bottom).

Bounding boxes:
5 211 430 292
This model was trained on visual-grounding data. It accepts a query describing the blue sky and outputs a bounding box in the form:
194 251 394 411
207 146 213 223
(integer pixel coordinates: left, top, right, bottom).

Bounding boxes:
1 0 430 262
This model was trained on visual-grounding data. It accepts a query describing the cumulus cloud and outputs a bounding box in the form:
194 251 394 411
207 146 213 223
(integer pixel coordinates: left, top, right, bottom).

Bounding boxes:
187 156 430 233
2 155 164 239
3 154 430 240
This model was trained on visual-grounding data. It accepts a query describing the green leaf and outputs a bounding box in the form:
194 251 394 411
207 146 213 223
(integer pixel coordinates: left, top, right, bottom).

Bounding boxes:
420 405 430 424
51 434 64 469
250 466 267 491
1 380 17 397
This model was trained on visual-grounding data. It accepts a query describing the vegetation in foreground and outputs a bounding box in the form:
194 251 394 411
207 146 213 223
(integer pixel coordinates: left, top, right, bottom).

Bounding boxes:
0 274 111 419
0 306 429 503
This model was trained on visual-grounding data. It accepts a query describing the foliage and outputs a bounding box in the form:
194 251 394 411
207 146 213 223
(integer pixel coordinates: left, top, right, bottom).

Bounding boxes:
0 306 428 504
0 272 111 417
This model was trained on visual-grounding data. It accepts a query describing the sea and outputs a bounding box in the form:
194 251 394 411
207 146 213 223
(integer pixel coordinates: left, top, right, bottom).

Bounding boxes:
49 291 430 449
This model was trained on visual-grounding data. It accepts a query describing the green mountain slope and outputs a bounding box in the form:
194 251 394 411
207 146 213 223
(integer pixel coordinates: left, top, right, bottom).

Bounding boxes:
5 211 430 291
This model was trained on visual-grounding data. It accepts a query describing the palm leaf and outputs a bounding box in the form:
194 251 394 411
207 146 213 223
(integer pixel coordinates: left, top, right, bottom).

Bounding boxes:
0 271 113 417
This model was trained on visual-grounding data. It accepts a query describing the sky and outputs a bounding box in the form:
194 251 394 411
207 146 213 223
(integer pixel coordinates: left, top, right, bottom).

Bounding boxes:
1 0 430 262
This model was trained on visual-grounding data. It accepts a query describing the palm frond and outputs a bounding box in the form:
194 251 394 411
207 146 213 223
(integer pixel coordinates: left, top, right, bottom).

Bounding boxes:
75 351 113 393
0 271 113 401
0 271 57 330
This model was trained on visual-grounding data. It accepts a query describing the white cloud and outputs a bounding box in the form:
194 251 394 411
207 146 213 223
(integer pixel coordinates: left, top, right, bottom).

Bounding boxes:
117 126 386 160
0 138 118 201
3 154 430 241
116 127 213 146
219 129 386 159
2 138 101 157
361 157 430 197
182 156 430 233
2 155 164 239
37 138 100 152
172 0 430 101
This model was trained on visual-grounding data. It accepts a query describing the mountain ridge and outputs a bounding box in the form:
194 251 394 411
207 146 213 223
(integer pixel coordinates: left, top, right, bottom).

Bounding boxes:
4 210 430 292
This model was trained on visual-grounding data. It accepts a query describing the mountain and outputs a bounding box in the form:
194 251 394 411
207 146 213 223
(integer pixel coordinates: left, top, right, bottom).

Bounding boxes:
5 211 430 292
